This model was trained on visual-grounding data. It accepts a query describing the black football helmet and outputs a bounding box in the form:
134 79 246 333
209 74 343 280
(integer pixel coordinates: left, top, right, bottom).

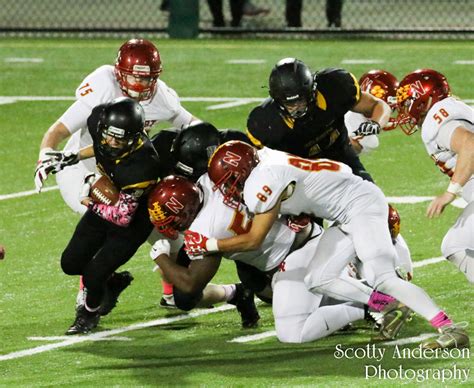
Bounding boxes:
171 122 221 180
97 97 145 158
269 58 316 119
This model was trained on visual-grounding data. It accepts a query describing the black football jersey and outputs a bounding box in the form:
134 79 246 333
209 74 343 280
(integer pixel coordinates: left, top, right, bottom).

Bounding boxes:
150 128 180 178
87 105 161 192
246 68 360 159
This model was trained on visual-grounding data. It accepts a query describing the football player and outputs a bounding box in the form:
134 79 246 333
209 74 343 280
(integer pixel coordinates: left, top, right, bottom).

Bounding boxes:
396 69 473 284
185 141 469 349
148 175 370 343
246 58 392 182
34 38 198 308
344 70 399 155
54 97 162 334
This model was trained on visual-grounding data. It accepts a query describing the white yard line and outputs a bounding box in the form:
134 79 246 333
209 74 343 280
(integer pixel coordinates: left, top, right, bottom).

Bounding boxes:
0 189 467 210
228 330 276 343
0 305 235 361
412 256 445 268
28 336 132 342
341 59 384 64
383 333 436 346
226 59 267 64
4 58 44 63
0 186 58 201
454 60 474 65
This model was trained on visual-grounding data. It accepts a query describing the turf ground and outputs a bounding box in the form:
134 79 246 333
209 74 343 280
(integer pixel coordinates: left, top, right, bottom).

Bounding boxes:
0 39 473 386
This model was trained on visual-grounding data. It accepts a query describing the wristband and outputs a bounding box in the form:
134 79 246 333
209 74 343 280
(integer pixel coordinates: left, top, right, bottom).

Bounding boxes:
205 238 219 253
447 182 463 197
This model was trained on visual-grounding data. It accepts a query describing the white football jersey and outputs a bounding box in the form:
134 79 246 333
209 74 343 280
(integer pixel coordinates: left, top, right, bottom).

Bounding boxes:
188 174 297 271
344 111 379 153
421 97 474 177
244 148 383 224
59 65 192 171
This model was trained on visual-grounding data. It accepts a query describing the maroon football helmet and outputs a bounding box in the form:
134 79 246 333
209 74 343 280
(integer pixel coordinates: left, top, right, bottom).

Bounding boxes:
148 176 203 239
388 204 401 240
396 69 450 135
114 39 163 101
359 70 398 108
208 141 260 209
359 70 399 130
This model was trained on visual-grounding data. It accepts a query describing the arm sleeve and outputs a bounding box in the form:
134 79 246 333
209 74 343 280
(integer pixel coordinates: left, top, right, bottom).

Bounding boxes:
89 191 140 227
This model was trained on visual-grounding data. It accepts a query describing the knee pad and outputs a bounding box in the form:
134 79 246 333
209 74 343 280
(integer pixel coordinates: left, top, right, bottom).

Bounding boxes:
60 251 82 275
173 288 203 311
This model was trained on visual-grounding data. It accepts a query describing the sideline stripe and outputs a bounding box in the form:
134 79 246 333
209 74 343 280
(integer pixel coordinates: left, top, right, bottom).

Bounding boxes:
0 304 235 362
454 60 474 65
5 58 44 63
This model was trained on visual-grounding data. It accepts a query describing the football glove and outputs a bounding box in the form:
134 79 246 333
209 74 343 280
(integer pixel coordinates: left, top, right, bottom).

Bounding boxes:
34 149 79 193
353 120 381 137
79 173 99 204
150 239 171 261
184 231 218 256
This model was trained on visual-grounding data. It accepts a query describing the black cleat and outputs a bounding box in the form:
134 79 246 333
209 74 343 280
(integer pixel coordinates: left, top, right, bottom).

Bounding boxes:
159 294 177 309
228 284 260 329
65 305 100 335
98 271 134 316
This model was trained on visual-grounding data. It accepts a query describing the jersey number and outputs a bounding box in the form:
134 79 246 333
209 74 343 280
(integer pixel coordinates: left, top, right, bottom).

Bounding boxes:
433 108 449 124
79 83 93 97
288 157 341 172
229 209 252 235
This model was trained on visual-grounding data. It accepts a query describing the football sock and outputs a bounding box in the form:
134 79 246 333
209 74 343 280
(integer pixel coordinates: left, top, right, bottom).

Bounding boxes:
430 311 453 329
162 280 173 296
367 290 396 312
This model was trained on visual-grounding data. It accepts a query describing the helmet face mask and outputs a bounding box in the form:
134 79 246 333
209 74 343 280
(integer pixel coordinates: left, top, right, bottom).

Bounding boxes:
115 39 163 101
208 141 260 209
395 69 450 135
97 97 145 159
269 58 315 119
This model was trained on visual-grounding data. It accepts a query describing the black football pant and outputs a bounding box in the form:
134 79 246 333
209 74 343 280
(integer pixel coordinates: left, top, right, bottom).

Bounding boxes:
61 200 153 309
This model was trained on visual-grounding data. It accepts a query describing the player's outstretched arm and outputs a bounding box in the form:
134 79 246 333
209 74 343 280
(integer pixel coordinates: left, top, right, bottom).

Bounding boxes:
427 126 474 218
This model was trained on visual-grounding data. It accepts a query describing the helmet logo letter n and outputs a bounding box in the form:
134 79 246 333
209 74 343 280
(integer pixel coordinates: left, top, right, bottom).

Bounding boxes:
223 151 242 167
411 80 427 97
166 197 184 214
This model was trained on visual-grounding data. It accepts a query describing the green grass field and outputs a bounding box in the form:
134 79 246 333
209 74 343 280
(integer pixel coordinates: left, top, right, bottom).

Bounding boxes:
0 38 473 386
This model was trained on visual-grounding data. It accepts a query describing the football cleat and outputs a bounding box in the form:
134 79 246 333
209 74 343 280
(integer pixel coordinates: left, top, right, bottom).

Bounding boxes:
159 294 177 309
374 301 414 340
65 305 100 335
228 284 260 329
98 271 134 316
422 322 470 350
